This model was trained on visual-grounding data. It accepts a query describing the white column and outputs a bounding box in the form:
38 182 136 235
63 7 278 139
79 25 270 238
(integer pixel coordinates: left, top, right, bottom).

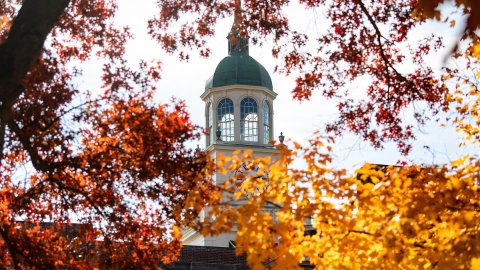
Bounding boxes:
234 103 240 142
270 99 275 143
258 101 264 144
212 106 218 143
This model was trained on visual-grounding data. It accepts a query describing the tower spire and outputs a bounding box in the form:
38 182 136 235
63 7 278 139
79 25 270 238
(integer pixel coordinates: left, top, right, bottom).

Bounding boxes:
228 0 249 55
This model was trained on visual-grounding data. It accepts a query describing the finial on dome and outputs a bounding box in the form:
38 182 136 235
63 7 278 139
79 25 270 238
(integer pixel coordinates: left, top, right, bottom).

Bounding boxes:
228 0 249 55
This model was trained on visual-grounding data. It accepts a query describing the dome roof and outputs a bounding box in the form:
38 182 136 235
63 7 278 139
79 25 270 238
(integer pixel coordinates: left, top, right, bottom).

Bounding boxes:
205 54 273 91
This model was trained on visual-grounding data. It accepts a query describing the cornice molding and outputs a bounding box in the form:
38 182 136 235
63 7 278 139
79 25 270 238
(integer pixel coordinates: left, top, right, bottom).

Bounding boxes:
200 84 277 101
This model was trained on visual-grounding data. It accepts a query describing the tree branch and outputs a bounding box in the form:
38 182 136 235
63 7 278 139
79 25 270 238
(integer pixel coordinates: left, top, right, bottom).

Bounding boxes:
7 118 74 172
356 0 407 97
0 0 70 110
7 119 51 171
44 176 109 220
0 226 32 270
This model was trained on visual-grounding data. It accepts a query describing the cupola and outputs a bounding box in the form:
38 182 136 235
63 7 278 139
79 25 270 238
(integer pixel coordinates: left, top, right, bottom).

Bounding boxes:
201 0 277 148
204 0 273 92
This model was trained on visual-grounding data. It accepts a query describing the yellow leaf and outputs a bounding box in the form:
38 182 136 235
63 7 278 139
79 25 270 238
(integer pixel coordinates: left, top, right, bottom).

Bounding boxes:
370 176 380 184
472 43 480 59
451 155 469 166
451 177 462 189
465 212 475 223
471 258 480 270
172 225 181 238
404 178 412 188
363 183 374 190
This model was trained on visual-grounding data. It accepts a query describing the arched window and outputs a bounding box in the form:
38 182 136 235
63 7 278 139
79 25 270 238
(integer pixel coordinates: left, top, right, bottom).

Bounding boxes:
207 102 213 145
263 100 271 144
241 97 258 141
217 98 234 141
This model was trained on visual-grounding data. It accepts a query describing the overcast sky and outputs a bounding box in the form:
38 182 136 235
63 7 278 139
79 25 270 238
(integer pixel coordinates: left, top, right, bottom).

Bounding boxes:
73 0 477 169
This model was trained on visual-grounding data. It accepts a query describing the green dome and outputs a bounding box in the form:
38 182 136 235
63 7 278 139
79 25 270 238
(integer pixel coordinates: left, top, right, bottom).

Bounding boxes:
205 54 273 91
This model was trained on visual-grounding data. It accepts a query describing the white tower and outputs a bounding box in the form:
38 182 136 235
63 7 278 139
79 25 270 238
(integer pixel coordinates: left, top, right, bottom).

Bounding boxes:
182 1 279 248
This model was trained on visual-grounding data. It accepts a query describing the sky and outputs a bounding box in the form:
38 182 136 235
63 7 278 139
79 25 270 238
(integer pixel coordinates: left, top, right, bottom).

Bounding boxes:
74 0 477 170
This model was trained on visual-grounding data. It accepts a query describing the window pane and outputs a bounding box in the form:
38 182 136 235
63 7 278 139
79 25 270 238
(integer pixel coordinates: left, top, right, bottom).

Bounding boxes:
217 98 234 141
241 98 258 142
263 101 270 144
264 125 270 144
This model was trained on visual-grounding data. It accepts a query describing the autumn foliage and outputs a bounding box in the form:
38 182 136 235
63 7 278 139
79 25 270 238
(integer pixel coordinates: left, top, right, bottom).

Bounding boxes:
199 139 480 269
157 0 480 269
2 0 480 269
0 0 212 268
